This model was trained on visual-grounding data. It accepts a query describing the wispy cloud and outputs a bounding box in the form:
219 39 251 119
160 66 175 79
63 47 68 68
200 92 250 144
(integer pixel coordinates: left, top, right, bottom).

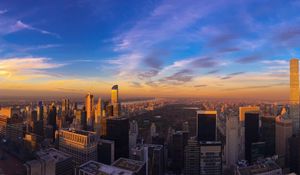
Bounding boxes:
224 83 287 91
162 69 194 83
236 55 261 64
105 53 143 78
19 44 62 52
114 0 228 51
10 20 60 38
138 70 159 80
220 72 245 80
194 84 208 88
105 0 235 87
261 59 289 65
0 9 8 15
0 57 64 80
130 81 143 88
206 69 220 74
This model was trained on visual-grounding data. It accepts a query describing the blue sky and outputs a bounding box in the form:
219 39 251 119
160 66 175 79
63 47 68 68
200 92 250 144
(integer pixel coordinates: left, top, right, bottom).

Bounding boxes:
0 0 299 99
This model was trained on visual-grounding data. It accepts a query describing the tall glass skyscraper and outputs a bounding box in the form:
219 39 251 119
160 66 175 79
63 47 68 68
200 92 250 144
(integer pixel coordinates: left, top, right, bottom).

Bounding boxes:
290 58 300 135
111 85 121 117
85 93 94 128
111 85 119 104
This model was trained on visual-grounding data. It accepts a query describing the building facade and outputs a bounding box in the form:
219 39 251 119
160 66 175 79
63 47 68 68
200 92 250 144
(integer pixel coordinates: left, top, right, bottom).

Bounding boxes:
58 129 97 166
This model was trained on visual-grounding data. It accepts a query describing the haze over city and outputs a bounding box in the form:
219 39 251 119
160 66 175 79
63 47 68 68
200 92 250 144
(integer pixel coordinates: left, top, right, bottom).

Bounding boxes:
0 0 299 99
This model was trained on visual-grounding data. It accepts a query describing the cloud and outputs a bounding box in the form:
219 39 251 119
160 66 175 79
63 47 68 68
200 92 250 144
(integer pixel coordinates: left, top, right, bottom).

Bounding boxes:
0 9 8 15
10 20 60 38
217 47 241 53
143 50 168 69
224 83 287 91
206 69 220 74
105 0 231 86
19 44 62 52
130 82 143 88
190 57 219 68
261 60 289 65
194 84 208 87
138 69 159 79
273 24 300 42
220 71 245 80
208 33 237 46
145 80 159 87
161 57 220 74
236 55 261 64
228 72 245 76
105 53 143 78
114 0 227 51
161 69 194 83
0 57 64 80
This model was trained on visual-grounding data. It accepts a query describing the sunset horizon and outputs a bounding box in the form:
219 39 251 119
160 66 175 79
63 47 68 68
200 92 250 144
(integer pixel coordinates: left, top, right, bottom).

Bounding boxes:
0 1 299 100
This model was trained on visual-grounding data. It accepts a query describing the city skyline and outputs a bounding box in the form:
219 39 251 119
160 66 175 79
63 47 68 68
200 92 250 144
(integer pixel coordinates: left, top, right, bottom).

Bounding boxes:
0 1 300 100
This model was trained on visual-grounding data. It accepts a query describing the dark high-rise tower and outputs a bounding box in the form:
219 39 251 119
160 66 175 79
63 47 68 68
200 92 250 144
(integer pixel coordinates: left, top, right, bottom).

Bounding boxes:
261 115 276 157
171 131 188 174
196 111 217 142
47 103 57 142
245 111 260 162
106 117 129 160
37 101 43 121
81 106 87 130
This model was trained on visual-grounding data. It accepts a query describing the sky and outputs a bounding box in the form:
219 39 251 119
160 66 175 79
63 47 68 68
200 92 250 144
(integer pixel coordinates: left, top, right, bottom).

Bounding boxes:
0 0 300 100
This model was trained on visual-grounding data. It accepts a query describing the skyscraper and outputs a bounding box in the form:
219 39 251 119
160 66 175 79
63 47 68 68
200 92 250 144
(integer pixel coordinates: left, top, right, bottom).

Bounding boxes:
289 136 300 174
276 109 292 167
171 131 189 174
111 85 121 117
184 138 200 175
199 142 222 175
225 115 239 168
134 144 164 175
106 117 129 160
238 106 259 160
37 101 44 121
85 93 94 128
244 111 260 163
94 98 102 135
129 120 138 150
96 97 103 117
111 85 119 104
196 110 217 142
58 129 97 166
24 148 74 175
47 103 57 142
97 139 115 165
261 115 276 157
62 98 70 113
290 58 300 135
60 98 70 128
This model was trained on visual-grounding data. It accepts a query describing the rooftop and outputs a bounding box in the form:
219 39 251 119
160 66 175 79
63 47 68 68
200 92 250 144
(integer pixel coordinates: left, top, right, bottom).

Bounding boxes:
112 158 145 173
36 148 72 162
199 141 222 146
143 144 163 150
79 161 133 175
61 128 96 136
237 161 281 175
197 110 217 115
